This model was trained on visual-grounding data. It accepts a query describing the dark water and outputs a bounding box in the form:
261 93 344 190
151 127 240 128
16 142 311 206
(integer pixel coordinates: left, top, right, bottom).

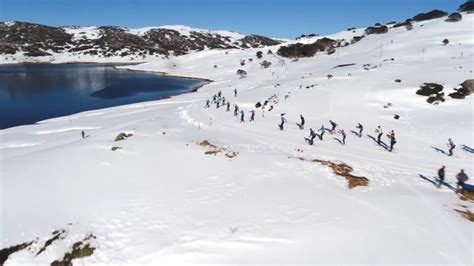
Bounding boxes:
0 63 206 129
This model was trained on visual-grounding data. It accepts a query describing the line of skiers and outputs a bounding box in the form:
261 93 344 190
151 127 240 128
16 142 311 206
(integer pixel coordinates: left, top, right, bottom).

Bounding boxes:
204 93 461 156
304 120 396 151
437 166 470 193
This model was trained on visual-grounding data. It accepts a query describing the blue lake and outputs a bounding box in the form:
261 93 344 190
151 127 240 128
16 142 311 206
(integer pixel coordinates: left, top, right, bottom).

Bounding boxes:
0 63 207 129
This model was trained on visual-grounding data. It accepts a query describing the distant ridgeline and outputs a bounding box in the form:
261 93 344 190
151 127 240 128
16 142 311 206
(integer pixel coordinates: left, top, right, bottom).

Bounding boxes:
277 2 474 58
0 23 281 59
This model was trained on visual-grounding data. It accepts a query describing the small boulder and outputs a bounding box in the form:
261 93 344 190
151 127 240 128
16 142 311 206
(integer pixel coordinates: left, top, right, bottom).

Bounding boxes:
114 132 132 141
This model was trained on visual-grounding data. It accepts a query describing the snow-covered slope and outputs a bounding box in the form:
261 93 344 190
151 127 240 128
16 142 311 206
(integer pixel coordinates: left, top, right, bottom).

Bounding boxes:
1 13 473 265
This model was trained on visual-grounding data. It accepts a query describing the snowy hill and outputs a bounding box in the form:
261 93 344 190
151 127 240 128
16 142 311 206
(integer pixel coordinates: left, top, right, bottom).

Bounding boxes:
1 6 474 266
0 22 281 64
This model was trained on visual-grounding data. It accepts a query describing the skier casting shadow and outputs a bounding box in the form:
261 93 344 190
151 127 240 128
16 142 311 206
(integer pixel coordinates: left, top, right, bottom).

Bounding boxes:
367 134 388 149
461 145 474 154
418 174 456 191
431 146 448 155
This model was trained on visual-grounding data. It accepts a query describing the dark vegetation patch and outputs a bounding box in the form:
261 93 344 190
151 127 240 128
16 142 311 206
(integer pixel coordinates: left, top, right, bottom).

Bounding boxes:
333 63 356 69
277 38 336 58
416 83 446 104
292 157 369 189
36 230 67 256
458 1 474 12
51 234 96 266
445 12 462 22
412 9 448 22
365 25 388 35
0 241 34 265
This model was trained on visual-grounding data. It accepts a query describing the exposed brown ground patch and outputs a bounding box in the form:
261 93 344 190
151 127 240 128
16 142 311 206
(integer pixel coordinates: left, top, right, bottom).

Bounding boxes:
199 140 238 159
455 207 474 222
460 190 474 202
293 156 369 189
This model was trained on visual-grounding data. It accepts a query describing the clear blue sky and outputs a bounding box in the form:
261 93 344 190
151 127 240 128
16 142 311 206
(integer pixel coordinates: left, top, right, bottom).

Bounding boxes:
0 0 465 39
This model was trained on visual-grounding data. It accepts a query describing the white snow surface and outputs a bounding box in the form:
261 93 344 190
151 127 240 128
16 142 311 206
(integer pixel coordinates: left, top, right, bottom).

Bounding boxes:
1 15 474 264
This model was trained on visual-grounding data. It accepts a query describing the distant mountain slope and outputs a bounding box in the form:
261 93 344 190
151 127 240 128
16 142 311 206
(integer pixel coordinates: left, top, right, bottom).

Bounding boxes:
0 22 281 62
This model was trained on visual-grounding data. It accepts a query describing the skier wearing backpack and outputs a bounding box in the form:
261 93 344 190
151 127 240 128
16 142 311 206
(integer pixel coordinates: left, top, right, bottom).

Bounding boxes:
317 125 325 140
456 169 469 193
447 138 456 156
329 120 338 134
375 126 383 145
388 130 396 152
437 165 445 188
355 123 363 137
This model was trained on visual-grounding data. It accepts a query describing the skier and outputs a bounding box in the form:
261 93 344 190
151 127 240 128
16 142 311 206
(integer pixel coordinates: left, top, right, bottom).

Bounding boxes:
204 99 210 108
279 113 287 130
338 129 346 145
218 90 222 98
447 138 456 156
355 123 363 137
81 130 85 139
329 120 338 134
234 88 238 97
437 165 445 188
306 128 317 145
375 126 383 145
212 94 217 103
216 101 220 109
317 125 325 140
250 110 255 121
226 101 230 112
222 97 226 106
388 130 396 152
297 114 305 130
240 110 245 123
456 169 469 193
234 104 239 117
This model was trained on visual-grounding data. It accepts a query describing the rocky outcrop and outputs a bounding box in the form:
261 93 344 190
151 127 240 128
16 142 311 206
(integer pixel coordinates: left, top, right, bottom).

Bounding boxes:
459 1 474 12
277 37 336 58
449 79 474 99
412 9 448 22
0 21 281 58
445 12 463 22
239 35 281 48
365 25 388 35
